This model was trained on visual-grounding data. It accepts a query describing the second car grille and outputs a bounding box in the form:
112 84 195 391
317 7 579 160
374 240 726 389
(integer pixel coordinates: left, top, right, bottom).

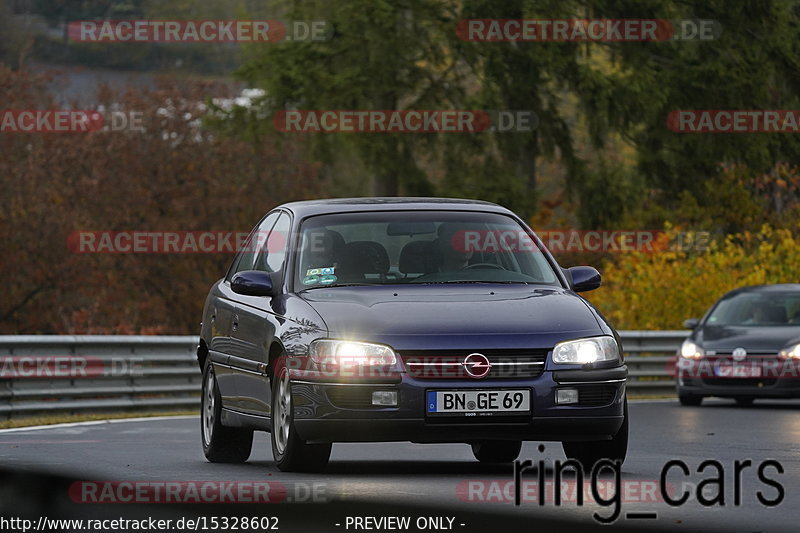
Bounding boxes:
701 378 778 387
399 349 547 380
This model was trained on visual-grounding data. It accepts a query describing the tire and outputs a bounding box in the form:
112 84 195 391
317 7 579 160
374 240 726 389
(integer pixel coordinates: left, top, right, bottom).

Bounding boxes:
471 440 522 463
562 398 628 471
678 393 703 406
735 397 755 406
201 360 253 463
271 359 331 472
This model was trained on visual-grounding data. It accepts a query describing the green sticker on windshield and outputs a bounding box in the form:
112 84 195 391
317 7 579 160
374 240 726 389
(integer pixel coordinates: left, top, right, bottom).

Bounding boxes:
302 275 320 285
307 266 334 277
319 274 337 285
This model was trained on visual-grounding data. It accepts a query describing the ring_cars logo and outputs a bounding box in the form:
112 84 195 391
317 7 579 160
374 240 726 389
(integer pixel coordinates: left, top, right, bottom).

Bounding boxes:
463 353 491 378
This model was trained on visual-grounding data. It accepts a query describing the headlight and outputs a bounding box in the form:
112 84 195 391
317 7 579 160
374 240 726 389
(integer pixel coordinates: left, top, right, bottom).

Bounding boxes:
309 339 397 366
680 340 704 359
779 343 800 359
552 336 620 364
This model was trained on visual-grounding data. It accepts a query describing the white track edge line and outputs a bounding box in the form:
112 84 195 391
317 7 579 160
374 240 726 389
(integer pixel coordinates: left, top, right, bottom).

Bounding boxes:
0 415 197 433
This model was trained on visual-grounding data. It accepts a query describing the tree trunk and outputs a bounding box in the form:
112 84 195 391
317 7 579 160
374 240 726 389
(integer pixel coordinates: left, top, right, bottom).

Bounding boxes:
373 170 399 196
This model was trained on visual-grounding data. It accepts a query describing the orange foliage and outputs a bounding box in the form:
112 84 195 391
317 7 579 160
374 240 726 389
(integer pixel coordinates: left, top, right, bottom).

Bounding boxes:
0 66 322 334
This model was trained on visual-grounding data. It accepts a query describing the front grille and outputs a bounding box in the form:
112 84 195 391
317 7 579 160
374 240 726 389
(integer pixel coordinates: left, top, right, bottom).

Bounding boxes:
701 378 778 387
577 386 617 406
399 349 547 380
707 354 777 361
326 387 395 409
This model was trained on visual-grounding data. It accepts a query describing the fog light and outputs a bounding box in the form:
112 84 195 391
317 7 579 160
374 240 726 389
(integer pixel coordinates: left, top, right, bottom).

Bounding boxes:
556 388 579 405
372 391 397 406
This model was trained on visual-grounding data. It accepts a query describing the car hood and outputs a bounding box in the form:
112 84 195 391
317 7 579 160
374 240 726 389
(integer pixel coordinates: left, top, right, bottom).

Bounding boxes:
697 325 800 352
299 284 604 350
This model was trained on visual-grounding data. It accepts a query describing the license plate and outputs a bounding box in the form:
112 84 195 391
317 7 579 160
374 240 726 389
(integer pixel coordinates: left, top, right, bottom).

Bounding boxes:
426 389 530 416
716 364 762 378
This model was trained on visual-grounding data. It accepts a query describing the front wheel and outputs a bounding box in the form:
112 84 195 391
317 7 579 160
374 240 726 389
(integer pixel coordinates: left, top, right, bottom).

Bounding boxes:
271 361 331 472
562 398 628 471
201 361 253 463
471 440 522 463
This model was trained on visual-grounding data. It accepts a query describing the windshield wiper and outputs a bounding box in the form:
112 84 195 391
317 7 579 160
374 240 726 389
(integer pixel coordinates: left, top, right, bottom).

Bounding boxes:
299 283 374 291
433 280 530 284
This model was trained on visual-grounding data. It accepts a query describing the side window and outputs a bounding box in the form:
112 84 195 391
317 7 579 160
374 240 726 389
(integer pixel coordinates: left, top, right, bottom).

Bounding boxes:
227 212 279 280
260 212 291 273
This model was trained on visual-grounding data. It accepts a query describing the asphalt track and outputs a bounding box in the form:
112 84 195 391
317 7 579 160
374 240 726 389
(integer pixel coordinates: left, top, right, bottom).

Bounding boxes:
1 399 799 533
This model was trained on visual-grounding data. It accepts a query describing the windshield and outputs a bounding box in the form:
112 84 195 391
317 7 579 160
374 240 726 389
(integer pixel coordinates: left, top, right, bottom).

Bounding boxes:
706 291 800 326
294 211 560 289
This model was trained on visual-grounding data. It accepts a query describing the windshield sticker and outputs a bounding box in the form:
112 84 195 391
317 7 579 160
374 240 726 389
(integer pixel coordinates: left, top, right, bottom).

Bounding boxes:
302 275 320 285
307 267 334 276
319 274 337 285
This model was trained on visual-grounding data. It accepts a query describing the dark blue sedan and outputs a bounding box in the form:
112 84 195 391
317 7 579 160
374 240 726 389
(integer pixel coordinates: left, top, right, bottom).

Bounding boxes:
197 198 628 471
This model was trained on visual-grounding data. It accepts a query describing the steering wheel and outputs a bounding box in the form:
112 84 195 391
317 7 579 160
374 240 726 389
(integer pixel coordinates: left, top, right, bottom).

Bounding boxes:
461 262 505 270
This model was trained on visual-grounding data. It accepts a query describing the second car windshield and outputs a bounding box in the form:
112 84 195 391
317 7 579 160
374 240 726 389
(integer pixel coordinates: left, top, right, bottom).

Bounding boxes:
294 211 559 289
706 291 800 326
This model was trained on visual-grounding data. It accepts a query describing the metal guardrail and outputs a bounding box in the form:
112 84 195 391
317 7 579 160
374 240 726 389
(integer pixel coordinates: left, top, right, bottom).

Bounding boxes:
0 336 200 419
619 330 687 396
0 332 686 418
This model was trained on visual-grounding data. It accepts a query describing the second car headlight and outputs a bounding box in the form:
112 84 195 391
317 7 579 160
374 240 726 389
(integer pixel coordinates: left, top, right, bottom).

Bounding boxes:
779 343 800 359
552 336 620 364
680 339 704 359
309 339 397 366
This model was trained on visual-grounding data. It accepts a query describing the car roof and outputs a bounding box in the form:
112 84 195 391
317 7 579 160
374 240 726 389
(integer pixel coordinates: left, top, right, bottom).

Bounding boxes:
278 197 511 218
724 284 800 297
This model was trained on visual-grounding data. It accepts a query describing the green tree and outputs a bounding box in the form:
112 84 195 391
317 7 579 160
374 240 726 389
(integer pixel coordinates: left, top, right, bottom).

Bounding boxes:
581 0 800 225
237 0 462 197
230 0 800 224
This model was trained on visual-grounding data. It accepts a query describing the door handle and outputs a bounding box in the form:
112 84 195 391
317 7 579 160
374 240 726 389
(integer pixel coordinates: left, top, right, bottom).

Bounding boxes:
232 314 239 332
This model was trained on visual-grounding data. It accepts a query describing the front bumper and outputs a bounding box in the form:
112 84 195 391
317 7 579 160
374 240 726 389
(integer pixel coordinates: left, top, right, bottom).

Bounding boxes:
677 356 800 398
678 376 800 398
290 366 627 444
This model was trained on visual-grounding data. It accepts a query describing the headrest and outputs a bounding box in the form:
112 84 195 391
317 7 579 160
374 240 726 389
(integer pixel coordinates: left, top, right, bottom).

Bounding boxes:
340 241 390 274
399 240 437 274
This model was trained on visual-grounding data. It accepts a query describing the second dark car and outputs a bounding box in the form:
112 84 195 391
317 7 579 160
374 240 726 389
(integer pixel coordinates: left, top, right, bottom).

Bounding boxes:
677 284 800 406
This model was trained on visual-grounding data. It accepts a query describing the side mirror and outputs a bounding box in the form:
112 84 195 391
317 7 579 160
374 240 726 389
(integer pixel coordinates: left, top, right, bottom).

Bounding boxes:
567 266 602 292
683 318 700 329
231 270 278 297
